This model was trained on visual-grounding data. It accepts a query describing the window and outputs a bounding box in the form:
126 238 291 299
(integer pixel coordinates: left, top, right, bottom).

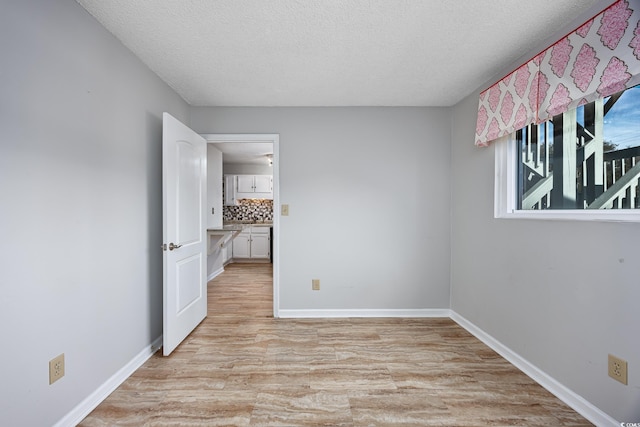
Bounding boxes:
495 85 640 222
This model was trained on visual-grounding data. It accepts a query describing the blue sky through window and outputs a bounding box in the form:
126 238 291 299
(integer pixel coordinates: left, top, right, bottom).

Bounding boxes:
603 85 640 150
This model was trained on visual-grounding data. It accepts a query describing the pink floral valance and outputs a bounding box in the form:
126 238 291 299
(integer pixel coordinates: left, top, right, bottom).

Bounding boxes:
475 0 640 147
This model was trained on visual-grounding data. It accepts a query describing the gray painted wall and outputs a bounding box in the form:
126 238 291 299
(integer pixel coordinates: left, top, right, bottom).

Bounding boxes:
0 1 189 425
191 107 452 311
450 1 640 421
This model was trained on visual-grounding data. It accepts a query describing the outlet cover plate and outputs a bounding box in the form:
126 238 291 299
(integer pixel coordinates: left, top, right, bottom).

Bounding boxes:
49 353 65 385
608 354 628 385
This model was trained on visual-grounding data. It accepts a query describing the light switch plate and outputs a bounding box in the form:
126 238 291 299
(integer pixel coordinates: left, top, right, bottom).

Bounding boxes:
281 204 289 216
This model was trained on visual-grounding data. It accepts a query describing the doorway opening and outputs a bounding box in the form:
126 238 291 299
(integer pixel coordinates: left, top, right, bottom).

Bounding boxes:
202 133 280 318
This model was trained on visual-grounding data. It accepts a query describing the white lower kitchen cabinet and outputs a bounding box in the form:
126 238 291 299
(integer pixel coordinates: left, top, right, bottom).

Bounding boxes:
232 232 251 258
232 226 270 260
249 233 270 258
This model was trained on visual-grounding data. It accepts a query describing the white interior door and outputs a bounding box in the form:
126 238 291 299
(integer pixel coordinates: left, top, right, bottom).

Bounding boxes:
162 112 207 356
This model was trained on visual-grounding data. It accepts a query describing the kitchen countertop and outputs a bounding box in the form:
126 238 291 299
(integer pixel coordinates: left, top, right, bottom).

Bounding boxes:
207 221 272 232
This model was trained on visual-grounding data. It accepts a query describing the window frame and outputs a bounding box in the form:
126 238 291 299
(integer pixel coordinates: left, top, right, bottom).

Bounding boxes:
494 135 640 222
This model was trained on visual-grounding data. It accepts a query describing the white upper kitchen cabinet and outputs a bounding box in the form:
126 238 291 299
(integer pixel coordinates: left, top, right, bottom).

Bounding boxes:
236 175 254 193
234 174 273 199
224 174 238 206
253 175 272 193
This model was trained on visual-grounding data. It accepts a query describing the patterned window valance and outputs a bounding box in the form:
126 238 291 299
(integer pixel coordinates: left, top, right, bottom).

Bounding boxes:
475 0 640 147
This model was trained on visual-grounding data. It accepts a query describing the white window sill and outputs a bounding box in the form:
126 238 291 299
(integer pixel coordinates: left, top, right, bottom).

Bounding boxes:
496 209 640 223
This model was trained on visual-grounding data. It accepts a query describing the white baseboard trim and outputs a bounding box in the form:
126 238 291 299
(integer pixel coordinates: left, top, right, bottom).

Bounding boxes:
450 311 619 427
53 335 163 427
278 308 451 318
207 267 225 282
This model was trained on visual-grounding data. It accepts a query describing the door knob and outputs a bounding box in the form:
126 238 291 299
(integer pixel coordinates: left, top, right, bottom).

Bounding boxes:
169 242 182 250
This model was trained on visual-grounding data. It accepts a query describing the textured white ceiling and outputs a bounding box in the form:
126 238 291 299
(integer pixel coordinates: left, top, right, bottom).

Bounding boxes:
76 0 600 107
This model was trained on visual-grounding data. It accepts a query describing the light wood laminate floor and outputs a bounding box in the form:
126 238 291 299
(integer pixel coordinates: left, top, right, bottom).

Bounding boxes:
80 263 591 426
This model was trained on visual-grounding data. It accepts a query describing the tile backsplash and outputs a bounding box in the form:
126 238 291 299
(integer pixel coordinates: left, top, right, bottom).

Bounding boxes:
223 199 273 222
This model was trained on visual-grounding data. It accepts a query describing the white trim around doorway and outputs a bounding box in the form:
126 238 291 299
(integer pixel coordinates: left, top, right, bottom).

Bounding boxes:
201 133 280 318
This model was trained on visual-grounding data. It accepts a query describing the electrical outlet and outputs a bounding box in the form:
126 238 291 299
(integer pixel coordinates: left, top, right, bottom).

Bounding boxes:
281 204 289 216
49 353 65 384
312 279 320 291
608 354 628 385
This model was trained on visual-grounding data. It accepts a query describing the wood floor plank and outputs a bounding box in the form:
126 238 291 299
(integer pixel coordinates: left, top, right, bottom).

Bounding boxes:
79 263 592 426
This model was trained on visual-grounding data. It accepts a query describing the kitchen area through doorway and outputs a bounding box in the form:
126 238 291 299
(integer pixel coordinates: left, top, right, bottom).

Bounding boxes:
203 134 279 317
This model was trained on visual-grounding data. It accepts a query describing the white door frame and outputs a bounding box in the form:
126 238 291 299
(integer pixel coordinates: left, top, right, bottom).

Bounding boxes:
201 133 280 318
